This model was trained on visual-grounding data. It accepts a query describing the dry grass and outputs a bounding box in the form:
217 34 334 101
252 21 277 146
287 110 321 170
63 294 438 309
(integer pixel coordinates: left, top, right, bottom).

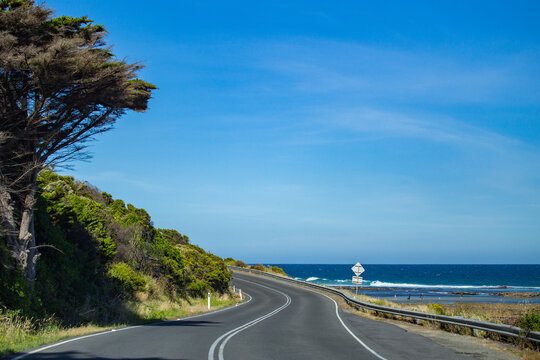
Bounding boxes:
443 302 540 325
341 290 540 357
516 351 540 360
0 292 240 358
128 293 238 320
346 290 540 326
0 311 115 358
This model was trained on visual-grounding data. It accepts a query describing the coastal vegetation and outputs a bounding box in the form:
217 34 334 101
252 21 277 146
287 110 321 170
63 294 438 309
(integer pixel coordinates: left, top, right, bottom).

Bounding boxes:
0 0 156 287
0 170 234 357
224 258 287 276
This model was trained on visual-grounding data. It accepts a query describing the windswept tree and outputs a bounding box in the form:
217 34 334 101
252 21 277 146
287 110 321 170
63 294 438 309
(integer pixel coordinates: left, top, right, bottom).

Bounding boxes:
0 0 157 285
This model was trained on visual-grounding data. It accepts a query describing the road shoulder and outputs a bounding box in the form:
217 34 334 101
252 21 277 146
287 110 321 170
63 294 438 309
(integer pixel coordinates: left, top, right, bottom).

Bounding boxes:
338 303 521 360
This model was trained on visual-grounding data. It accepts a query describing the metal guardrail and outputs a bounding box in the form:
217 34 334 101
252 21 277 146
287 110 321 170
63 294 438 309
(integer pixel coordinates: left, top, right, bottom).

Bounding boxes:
229 266 540 345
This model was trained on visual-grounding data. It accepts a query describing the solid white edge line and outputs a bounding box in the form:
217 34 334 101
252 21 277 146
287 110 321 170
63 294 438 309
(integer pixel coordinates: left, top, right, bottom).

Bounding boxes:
235 273 389 360
12 293 252 360
218 293 291 360
208 278 292 360
303 289 389 360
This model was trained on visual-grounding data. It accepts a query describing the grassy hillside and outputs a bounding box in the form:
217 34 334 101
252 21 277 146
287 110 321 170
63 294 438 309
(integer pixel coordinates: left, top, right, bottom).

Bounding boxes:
0 169 232 327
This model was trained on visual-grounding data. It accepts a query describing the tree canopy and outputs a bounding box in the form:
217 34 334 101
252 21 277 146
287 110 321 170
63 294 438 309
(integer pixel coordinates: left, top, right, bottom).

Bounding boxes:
0 0 156 284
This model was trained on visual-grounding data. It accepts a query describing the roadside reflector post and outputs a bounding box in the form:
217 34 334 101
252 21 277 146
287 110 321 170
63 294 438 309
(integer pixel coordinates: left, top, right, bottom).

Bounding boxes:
208 292 211 309
233 285 236 292
239 289 242 300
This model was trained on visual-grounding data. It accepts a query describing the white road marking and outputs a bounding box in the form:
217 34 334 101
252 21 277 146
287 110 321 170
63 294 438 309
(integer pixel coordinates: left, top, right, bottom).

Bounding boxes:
300 287 389 360
208 278 292 360
12 294 252 360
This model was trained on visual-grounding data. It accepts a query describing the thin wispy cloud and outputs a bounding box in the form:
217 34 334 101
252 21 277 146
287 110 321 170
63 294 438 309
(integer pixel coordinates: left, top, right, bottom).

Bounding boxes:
251 39 539 104
305 107 521 149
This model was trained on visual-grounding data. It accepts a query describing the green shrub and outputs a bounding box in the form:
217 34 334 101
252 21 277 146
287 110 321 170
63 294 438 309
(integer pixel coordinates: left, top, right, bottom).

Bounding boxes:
108 263 146 292
234 260 247 267
187 279 206 297
251 264 266 271
519 310 540 331
181 244 230 295
100 237 117 259
431 303 445 315
270 266 287 276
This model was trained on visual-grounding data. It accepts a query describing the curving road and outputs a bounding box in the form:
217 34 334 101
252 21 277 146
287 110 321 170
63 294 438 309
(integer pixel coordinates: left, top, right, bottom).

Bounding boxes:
12 272 473 360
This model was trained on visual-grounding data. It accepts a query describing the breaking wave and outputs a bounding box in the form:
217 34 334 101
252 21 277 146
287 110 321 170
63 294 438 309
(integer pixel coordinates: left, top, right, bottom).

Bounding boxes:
368 281 540 290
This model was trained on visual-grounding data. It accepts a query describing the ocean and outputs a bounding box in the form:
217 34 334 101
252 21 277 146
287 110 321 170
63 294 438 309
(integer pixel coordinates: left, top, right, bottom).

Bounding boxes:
268 264 540 304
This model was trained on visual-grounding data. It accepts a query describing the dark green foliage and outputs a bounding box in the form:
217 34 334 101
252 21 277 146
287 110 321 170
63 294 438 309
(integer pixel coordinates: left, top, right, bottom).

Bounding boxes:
519 310 540 331
108 263 146 292
180 243 231 296
0 0 33 11
151 233 185 291
0 169 231 324
0 250 34 311
158 229 189 245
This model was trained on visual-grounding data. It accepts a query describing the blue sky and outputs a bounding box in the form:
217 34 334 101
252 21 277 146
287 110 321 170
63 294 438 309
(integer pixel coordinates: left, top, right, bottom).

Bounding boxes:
48 0 540 263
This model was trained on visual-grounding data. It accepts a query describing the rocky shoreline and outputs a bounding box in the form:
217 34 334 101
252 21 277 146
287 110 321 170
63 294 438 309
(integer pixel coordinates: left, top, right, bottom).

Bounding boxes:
335 286 540 298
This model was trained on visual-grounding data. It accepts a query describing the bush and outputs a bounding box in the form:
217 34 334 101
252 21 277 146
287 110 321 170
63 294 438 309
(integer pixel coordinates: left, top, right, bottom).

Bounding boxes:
234 260 247 267
251 264 266 271
2 169 232 326
108 263 146 293
270 266 287 276
431 303 445 315
187 279 206 297
519 310 540 331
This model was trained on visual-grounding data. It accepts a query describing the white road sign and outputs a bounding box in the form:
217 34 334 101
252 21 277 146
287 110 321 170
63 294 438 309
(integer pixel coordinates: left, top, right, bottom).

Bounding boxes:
351 262 365 275
352 276 363 284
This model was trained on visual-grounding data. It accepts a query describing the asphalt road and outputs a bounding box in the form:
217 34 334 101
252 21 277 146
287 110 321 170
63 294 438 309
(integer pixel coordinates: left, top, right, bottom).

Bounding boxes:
12 272 474 360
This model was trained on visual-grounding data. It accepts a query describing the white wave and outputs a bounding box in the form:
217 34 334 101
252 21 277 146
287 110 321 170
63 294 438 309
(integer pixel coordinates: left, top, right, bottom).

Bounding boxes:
294 277 301 280
306 277 319 282
368 281 540 290
336 280 348 283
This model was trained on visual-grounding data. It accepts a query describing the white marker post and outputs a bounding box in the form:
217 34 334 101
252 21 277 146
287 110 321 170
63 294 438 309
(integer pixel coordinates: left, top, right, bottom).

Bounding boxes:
351 262 365 296
208 292 211 309
239 289 242 300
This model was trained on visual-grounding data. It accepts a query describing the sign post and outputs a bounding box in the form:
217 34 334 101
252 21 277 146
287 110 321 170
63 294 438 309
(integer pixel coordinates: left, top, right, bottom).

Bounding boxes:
351 262 365 296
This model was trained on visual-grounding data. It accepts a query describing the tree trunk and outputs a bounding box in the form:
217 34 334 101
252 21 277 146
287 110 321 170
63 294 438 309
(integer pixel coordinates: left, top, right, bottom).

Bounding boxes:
12 168 41 286
0 184 17 239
